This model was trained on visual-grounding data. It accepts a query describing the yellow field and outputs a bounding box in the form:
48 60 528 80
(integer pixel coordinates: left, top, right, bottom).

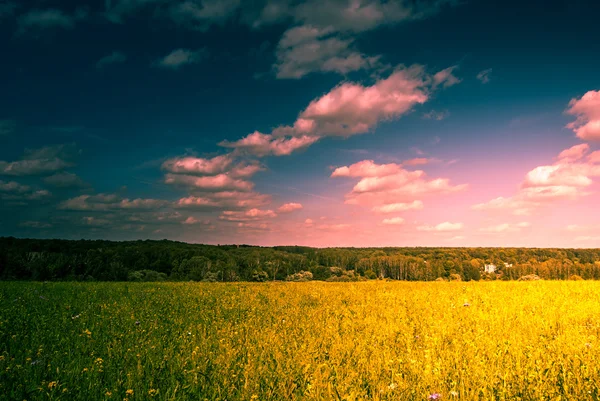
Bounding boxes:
1 281 600 400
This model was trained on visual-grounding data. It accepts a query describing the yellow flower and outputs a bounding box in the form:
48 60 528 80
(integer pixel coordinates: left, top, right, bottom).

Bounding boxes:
148 389 158 396
48 382 57 390
125 389 134 396
84 329 92 336
105 391 112 397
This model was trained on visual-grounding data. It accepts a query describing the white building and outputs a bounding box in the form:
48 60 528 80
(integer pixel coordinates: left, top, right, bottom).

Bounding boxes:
484 264 497 273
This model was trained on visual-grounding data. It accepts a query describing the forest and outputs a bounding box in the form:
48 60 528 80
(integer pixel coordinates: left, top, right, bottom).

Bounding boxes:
1 237 599 282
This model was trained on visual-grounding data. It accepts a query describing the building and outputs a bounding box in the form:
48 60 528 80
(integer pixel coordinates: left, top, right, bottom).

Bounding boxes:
484 264 497 273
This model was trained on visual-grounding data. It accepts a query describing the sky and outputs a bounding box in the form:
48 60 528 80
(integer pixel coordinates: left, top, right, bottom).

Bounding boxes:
1 0 599 248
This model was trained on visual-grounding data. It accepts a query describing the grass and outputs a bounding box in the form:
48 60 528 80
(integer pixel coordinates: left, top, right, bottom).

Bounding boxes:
1 281 600 400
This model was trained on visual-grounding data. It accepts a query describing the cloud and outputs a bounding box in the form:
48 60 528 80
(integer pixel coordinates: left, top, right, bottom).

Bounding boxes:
222 64 458 157
219 131 319 156
17 8 87 33
0 120 16 136
473 144 600 215
0 180 51 202
422 110 450 120
162 154 232 175
316 223 351 231
557 143 589 163
403 157 437 166
480 222 530 233
331 159 402 177
382 217 404 225
0 144 78 176
220 208 277 221
169 0 241 30
182 216 211 225
566 90 600 141
417 222 463 232
332 159 466 207
19 221 52 229
162 153 265 195
432 66 461 88
176 191 271 210
164 173 254 192
275 25 380 79
154 48 208 69
476 68 492 84
59 193 169 211
43 172 87 189
372 200 424 214
278 202 303 213
96 51 127 68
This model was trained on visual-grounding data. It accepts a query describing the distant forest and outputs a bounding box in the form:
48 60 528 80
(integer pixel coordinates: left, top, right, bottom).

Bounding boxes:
1 237 599 282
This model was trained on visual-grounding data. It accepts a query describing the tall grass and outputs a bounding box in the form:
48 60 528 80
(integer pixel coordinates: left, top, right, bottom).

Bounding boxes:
1 281 600 400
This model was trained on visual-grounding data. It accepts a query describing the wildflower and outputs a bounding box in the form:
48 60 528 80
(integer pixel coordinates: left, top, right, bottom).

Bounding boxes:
148 389 158 396
388 383 397 390
95 358 104 364
84 329 91 336
250 395 259 400
450 391 459 397
48 381 57 390
0 356 4 361
428 393 441 400
126 389 134 396
105 391 112 396
72 315 80 320
135 321 140 326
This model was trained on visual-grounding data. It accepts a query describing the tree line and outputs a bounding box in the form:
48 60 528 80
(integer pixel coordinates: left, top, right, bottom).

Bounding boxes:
1 237 599 282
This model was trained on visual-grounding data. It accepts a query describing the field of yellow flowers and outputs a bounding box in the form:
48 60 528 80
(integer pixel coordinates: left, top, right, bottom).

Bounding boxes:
2 281 600 400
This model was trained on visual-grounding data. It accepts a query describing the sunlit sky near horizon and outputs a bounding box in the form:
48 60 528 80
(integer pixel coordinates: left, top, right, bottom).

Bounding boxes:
1 0 600 247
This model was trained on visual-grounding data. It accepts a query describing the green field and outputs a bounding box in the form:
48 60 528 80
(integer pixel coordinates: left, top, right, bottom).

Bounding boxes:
2 281 600 400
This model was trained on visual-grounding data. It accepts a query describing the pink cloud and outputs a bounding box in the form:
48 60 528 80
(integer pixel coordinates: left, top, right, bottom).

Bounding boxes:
220 208 277 222
417 222 463 232
221 65 459 157
566 90 600 141
474 144 600 215
176 191 271 210
277 202 303 213
432 65 461 88
181 216 211 225
480 222 530 233
162 154 233 175
403 157 434 166
331 159 402 177
164 173 254 192
372 200 424 213
219 131 319 157
332 160 466 207
316 223 352 231
381 217 404 225
557 143 589 162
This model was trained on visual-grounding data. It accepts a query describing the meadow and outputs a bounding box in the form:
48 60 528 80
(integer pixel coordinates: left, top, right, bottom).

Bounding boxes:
1 281 600 400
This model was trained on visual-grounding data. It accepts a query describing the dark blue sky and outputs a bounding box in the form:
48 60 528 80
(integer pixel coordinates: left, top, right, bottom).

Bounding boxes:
1 0 599 247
